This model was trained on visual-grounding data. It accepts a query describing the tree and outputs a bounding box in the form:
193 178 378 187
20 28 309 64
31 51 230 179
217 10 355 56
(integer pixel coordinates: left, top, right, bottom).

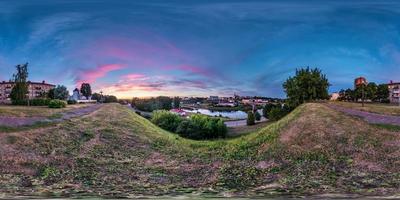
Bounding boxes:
173 96 181 109
254 111 261 121
247 111 255 125
376 84 389 103
91 93 101 102
365 82 378 101
104 95 118 103
283 67 330 107
47 88 55 99
52 85 69 100
80 83 92 99
10 63 29 104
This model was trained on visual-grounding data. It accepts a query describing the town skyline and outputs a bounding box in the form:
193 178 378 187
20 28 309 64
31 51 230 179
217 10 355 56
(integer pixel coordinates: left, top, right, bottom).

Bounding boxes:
0 1 400 98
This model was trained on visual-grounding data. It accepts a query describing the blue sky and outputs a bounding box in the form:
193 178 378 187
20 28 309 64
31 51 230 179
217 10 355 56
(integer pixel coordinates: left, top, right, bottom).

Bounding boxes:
0 0 399 98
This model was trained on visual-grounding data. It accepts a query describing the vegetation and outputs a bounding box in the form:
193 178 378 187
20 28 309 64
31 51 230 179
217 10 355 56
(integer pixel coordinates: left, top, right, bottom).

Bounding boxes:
176 114 227 140
48 85 69 100
173 96 181 108
246 111 255 125
80 83 92 99
283 67 330 107
103 95 118 103
338 83 390 103
151 110 182 132
0 103 399 198
254 111 261 121
132 96 172 112
10 63 29 105
151 110 227 140
48 99 67 108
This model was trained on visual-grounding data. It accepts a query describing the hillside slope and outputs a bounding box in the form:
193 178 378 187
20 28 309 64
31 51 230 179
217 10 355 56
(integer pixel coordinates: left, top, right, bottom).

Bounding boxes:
0 103 399 198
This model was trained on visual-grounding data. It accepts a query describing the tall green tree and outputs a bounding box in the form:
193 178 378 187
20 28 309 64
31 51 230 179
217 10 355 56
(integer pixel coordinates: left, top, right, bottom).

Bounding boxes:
283 67 330 107
365 82 378 101
80 83 92 99
10 63 29 103
173 96 181 109
376 84 389 102
49 85 69 100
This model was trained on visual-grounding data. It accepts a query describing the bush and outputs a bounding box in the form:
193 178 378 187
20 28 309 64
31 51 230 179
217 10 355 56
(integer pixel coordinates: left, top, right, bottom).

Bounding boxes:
12 98 50 106
30 98 50 106
67 100 77 104
247 111 255 125
263 104 277 118
151 110 182 132
254 111 261 121
176 114 227 140
268 105 291 121
48 99 67 108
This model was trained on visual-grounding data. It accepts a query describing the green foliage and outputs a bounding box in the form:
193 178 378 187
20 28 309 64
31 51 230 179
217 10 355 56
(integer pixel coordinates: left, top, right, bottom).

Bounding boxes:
49 85 69 100
151 110 182 132
376 84 390 102
132 96 173 112
173 96 181 108
246 111 255 125
104 95 118 103
10 63 29 103
268 104 291 121
11 98 50 106
176 114 227 140
91 92 101 102
48 99 67 108
67 99 77 104
283 67 330 107
80 83 92 99
262 104 277 118
254 111 261 121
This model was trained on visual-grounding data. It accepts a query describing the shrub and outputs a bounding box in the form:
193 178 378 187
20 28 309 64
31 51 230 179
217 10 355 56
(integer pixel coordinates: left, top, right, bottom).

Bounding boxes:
176 114 227 140
12 98 50 106
30 98 50 106
268 105 291 121
151 110 182 132
67 100 77 104
263 104 277 118
247 111 255 125
48 99 67 108
254 111 261 121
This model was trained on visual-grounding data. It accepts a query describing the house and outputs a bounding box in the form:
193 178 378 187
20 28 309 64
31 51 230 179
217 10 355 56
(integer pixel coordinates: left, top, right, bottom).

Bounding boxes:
208 96 219 104
0 80 55 103
330 92 340 101
388 81 400 103
69 88 96 103
354 77 367 88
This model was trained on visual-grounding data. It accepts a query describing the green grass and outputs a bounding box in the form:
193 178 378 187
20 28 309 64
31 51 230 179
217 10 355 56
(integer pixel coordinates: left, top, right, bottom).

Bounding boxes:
372 123 400 131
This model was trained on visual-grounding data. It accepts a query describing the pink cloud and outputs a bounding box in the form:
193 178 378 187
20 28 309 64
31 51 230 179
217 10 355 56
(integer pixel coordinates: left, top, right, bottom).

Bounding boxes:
76 63 125 86
121 73 147 81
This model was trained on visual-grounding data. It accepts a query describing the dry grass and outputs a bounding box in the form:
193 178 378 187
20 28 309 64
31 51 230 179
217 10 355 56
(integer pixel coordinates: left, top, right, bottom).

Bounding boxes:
0 104 91 117
0 103 399 197
329 101 400 116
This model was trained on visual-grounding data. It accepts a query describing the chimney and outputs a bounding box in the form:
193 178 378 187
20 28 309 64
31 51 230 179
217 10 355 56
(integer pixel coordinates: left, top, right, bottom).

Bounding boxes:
42 80 45 84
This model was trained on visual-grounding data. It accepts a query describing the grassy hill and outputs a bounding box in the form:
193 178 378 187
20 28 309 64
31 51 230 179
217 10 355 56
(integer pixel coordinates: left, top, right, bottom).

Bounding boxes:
0 103 399 198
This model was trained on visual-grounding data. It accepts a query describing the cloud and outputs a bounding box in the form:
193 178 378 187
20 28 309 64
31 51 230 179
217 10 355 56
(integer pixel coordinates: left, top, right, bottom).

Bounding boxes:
75 64 125 86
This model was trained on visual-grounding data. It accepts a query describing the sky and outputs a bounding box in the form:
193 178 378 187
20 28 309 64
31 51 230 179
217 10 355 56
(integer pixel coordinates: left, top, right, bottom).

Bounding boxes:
0 0 399 98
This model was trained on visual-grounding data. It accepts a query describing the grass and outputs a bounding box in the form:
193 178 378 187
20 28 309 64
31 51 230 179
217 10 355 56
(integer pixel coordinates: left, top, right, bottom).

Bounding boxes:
0 103 399 198
0 104 91 117
329 101 400 116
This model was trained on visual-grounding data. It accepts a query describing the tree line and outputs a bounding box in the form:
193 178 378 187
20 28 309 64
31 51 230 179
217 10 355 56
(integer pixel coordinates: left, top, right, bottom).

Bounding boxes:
337 83 389 103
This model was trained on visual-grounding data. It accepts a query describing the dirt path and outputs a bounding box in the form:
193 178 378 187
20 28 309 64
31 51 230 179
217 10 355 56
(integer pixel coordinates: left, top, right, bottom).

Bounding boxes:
0 104 102 127
326 103 400 126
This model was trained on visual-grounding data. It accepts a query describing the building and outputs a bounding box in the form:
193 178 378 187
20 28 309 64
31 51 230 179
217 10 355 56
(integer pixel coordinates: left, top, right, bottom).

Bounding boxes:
354 77 367 88
0 80 55 102
69 88 96 103
388 80 400 103
330 92 340 101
